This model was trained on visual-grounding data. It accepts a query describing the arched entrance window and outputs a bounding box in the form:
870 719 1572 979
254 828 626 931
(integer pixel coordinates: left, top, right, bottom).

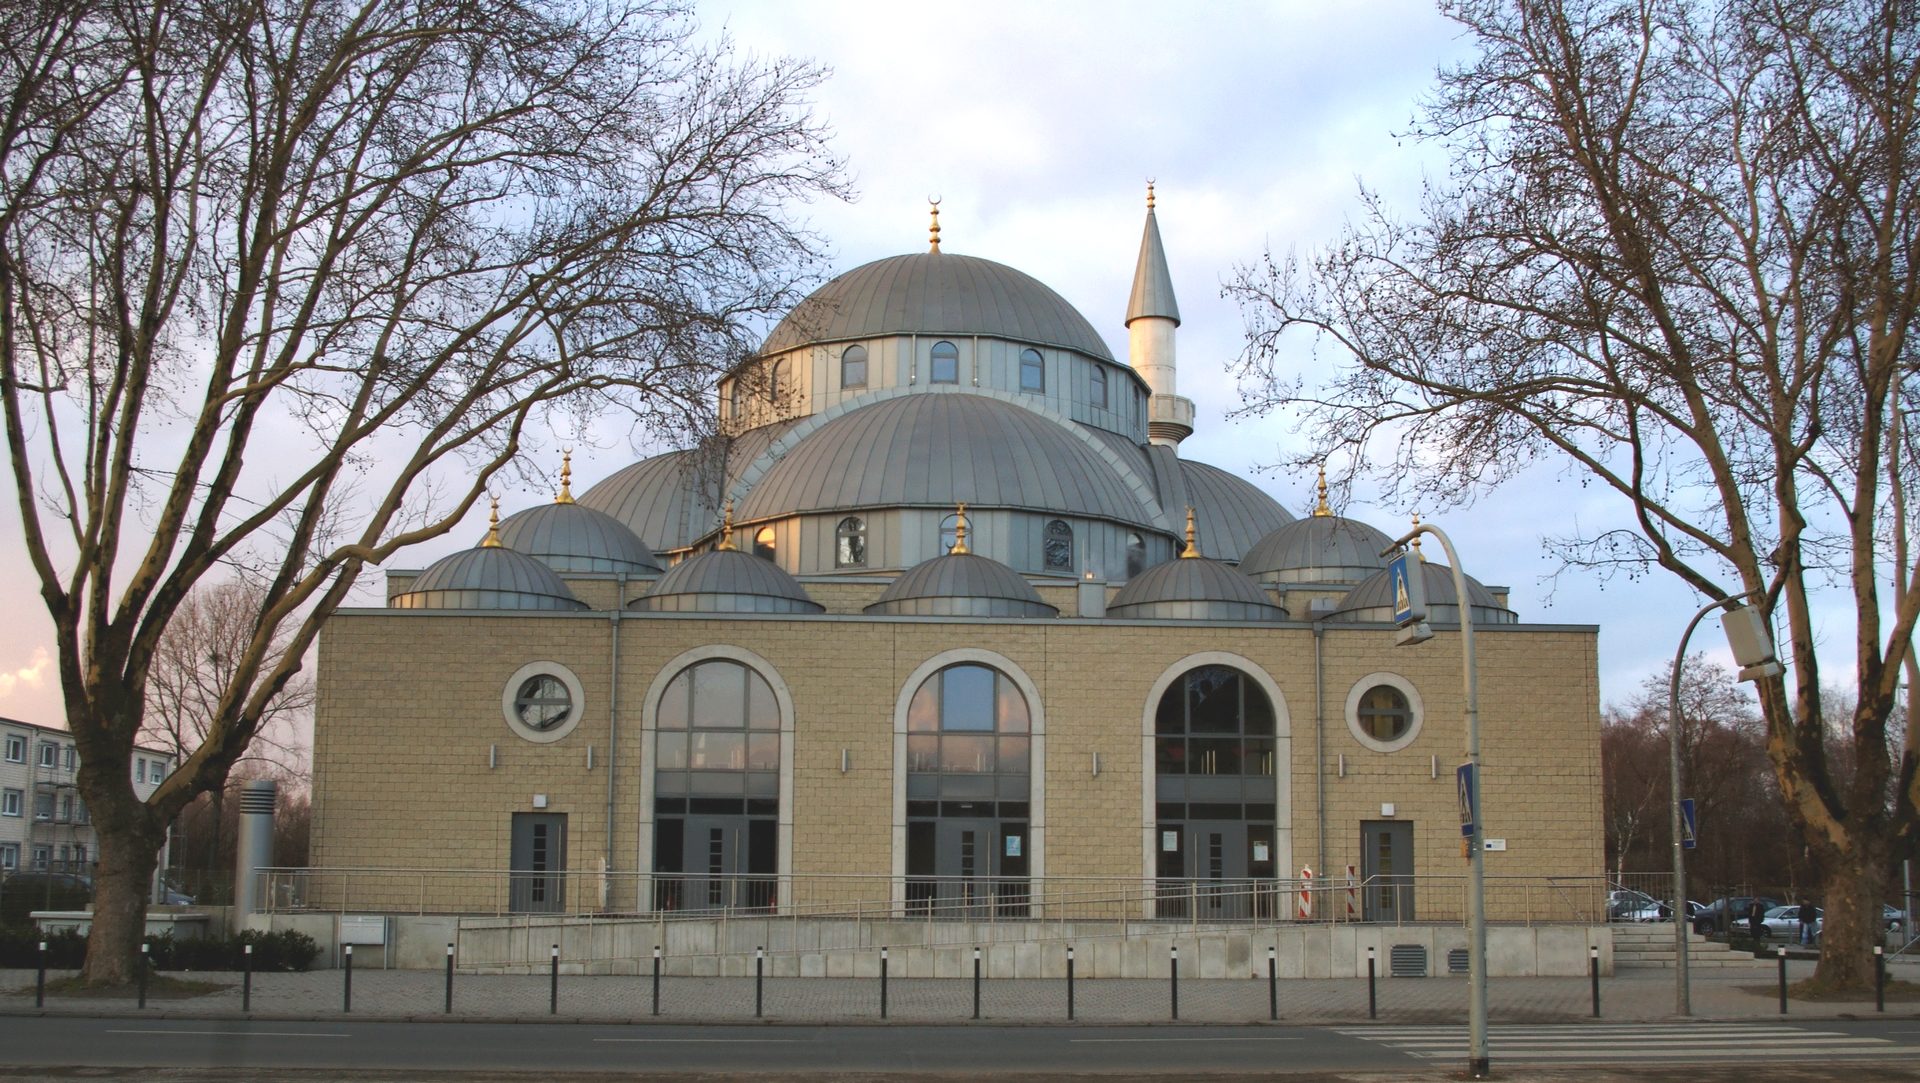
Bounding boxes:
905 663 1031 916
652 659 781 911
1153 665 1277 919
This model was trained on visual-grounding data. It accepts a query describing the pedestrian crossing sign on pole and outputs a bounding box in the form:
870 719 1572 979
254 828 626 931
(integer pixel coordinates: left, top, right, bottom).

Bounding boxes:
1680 798 1697 850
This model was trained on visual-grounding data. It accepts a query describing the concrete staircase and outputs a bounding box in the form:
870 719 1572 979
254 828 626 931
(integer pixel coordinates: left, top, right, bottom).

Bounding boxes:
1610 922 1771 969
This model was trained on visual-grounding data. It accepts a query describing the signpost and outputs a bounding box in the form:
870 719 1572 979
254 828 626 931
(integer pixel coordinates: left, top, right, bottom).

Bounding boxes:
1389 549 1432 646
1680 799 1696 851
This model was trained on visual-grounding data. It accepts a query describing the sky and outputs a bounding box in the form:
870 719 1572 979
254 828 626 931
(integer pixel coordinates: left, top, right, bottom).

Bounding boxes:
0 0 1797 728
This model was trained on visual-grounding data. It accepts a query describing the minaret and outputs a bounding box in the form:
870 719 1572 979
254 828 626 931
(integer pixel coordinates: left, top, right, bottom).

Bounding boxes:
1126 182 1194 447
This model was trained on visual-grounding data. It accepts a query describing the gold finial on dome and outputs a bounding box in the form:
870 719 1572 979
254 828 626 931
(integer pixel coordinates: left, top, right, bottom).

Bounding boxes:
950 501 970 555
717 501 737 551
481 495 502 547
1146 179 1156 211
556 449 575 504
1180 506 1201 558
1411 511 1423 551
928 196 942 253
1313 464 1332 517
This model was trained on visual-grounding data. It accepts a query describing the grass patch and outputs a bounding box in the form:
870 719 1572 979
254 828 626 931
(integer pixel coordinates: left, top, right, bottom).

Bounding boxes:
17 974 229 1000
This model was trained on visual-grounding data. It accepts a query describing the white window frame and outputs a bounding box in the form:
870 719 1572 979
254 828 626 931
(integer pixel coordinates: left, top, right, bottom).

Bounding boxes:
36 742 55 768
0 844 17 870
3 735 23 763
1344 672 1426 754
0 789 20 817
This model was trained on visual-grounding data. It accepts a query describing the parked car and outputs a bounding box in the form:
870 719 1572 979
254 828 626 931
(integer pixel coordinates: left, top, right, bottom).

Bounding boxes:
0 871 92 927
1629 899 1704 922
1756 904 1819 939
1607 889 1659 921
1692 895 1782 935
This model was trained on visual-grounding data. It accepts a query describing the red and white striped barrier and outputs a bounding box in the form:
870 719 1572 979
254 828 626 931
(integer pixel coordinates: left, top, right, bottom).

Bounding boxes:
1298 865 1314 919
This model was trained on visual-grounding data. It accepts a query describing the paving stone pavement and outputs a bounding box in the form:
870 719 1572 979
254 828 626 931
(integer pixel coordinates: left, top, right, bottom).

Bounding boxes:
3 963 1915 1024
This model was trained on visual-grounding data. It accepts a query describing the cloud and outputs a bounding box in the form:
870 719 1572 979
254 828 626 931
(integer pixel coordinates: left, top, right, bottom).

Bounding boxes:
0 647 51 703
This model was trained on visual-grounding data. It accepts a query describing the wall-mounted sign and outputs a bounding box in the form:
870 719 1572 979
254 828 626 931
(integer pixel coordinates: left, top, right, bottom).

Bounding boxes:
1162 831 1179 852
1005 835 1022 858
1252 842 1270 862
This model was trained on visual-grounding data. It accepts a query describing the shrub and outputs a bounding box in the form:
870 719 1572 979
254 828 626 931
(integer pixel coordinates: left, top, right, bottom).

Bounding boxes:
0 926 318 972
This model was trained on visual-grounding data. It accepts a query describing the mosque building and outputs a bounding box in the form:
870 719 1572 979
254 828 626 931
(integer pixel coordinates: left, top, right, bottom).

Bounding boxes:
308 192 1603 925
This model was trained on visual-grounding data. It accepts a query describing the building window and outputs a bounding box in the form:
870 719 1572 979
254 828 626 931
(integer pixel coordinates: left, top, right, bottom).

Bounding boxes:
499 661 587 744
150 760 165 783
836 516 867 568
1043 520 1073 572
728 379 743 421
71 844 85 868
1091 365 1108 409
74 800 88 825
0 789 19 817
30 846 49 870
1125 532 1146 578
3 735 22 763
753 525 776 562
135 757 147 782
37 743 55 768
33 793 52 821
63 747 74 771
57 795 72 823
841 345 868 389
651 657 783 912
0 844 16 870
1344 673 1424 753
929 340 959 384
1019 348 1044 392
1155 665 1277 778
769 358 788 404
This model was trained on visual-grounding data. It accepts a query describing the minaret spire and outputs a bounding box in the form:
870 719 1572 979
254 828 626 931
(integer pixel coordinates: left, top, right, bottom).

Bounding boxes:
1125 181 1193 447
928 197 942 253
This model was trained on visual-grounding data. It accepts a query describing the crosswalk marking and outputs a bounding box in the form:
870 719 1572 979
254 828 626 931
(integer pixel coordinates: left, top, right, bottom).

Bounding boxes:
1332 1023 1902 1063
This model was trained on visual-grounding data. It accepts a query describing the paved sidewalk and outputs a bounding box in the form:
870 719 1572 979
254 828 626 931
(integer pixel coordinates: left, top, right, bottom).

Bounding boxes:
2 964 1913 1025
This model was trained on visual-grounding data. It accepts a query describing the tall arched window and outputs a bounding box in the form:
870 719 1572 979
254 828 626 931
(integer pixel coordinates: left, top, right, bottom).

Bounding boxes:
836 516 867 568
769 359 788 403
653 659 780 911
1125 532 1146 578
1019 349 1044 392
1091 365 1108 409
930 340 959 384
1153 665 1277 919
1043 520 1073 571
905 663 1031 916
841 345 868 389
728 379 743 422
753 526 776 562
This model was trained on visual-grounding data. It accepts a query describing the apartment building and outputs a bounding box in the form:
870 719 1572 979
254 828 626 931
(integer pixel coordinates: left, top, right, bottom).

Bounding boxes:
0 716 173 881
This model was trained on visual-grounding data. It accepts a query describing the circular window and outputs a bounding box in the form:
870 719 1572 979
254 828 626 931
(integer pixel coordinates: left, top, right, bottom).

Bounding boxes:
1344 672 1423 753
501 661 585 743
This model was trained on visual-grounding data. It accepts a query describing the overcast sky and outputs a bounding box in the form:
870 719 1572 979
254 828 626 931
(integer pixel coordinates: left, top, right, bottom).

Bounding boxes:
0 0 1796 727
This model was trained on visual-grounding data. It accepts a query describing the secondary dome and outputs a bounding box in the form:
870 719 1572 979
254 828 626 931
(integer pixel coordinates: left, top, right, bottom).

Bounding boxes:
1241 515 1395 585
393 547 587 611
865 552 1058 618
497 501 661 574
630 548 823 614
760 252 1115 361
736 393 1159 528
1108 555 1287 622
1332 561 1517 625
1180 461 1295 564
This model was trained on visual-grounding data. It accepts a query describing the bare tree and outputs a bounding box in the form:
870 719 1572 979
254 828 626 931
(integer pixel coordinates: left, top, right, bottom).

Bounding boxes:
0 0 844 984
1228 0 1918 990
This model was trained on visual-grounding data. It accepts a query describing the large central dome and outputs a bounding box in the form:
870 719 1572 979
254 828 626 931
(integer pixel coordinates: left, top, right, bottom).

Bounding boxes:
760 252 1115 360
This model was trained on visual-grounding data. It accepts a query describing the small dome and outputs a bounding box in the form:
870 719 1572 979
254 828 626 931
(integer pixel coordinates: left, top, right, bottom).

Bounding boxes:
576 449 716 553
1180 461 1295 564
1332 561 1517 625
631 549 822 614
760 252 1115 360
393 547 587 611
1108 557 1288 622
865 552 1058 618
1241 515 1395 585
497 502 662 574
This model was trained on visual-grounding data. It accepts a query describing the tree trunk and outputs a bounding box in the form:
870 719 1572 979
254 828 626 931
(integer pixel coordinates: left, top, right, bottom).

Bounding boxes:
80 814 163 986
1812 840 1890 991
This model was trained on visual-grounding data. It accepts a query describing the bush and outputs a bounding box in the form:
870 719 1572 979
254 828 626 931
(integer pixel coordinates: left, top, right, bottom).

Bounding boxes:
0 926 318 972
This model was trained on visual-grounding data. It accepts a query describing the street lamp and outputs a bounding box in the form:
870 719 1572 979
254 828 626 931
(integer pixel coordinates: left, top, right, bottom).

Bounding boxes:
1667 592 1780 1016
1383 522 1486 1079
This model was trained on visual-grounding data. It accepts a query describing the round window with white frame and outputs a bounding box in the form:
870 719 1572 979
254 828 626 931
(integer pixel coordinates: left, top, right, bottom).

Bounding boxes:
501 661 586 743
1344 672 1423 753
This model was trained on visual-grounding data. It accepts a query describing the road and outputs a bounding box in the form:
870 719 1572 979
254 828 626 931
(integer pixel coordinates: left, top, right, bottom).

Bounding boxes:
5 1016 1920 1080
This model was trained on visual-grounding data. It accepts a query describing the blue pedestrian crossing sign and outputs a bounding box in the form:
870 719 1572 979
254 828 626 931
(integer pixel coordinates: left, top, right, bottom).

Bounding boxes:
1457 763 1476 838
1680 798 1697 850
1389 550 1428 626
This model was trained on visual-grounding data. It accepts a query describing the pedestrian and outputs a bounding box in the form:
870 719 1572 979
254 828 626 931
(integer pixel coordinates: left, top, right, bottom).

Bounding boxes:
1748 898 1767 940
1798 899 1818 945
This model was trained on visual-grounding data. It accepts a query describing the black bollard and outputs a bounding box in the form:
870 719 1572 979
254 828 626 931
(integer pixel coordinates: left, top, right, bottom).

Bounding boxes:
1170 945 1179 1021
138 942 149 1009
1777 947 1788 1014
972 947 981 1020
755 946 764 1018
343 944 353 1012
35 941 45 1008
1589 945 1600 1017
1367 946 1377 1020
1268 945 1277 1021
880 947 889 1020
651 945 661 1017
444 942 454 1014
243 944 253 1013
1067 945 1075 1021
550 944 559 1015
1877 946 1886 1013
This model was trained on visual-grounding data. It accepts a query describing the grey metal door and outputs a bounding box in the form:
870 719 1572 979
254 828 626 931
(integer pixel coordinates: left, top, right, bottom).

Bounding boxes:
935 818 992 917
1361 820 1414 922
509 813 567 914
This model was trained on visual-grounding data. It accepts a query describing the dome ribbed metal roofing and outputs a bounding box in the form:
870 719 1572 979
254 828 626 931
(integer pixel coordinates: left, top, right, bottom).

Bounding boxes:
736 393 1159 528
865 552 1058 618
577 427 789 552
759 252 1115 361
1107 557 1287 621
393 547 587 611
631 549 823 614
497 502 662 574
1241 515 1395 584
1179 461 1294 564
1332 561 1516 624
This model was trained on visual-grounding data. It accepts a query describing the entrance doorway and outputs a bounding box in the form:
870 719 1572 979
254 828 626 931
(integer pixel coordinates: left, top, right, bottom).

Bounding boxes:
1154 821 1278 919
903 663 1032 918
1361 820 1414 922
1152 665 1280 919
654 814 775 912
509 812 567 913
